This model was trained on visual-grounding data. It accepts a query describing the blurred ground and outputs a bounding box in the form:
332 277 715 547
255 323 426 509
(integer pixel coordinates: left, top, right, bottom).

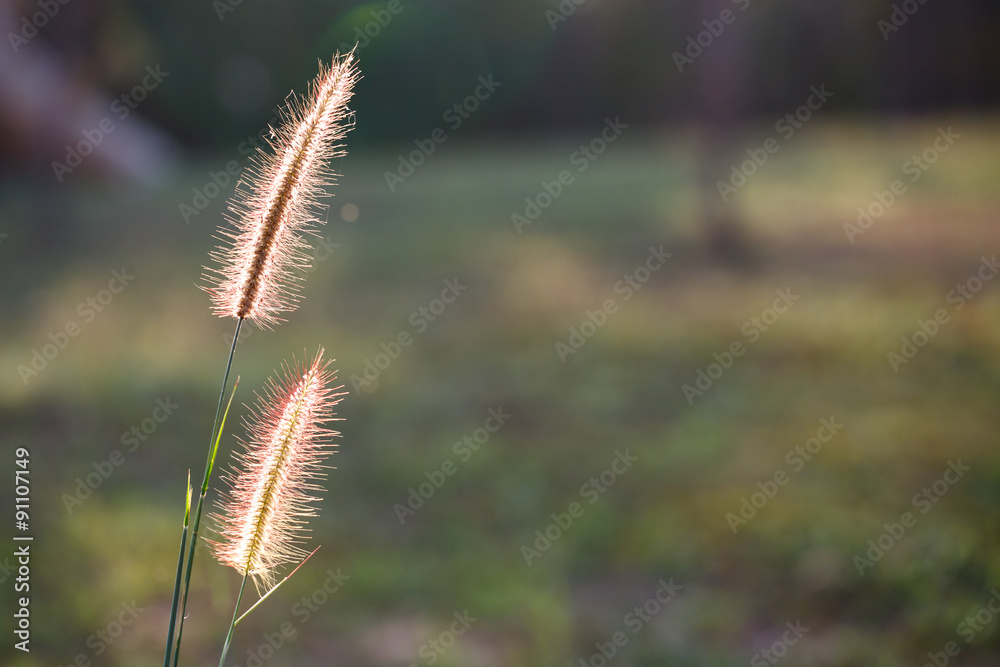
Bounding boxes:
2 118 1000 666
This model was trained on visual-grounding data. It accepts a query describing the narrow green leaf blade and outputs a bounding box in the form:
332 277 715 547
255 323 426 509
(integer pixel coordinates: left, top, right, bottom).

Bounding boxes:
235 546 321 626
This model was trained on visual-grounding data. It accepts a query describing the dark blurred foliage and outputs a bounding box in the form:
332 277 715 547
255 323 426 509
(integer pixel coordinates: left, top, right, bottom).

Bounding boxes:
5 0 1000 151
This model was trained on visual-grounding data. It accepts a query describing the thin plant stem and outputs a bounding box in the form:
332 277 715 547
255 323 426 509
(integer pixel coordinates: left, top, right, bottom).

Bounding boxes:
162 472 192 667
218 570 250 667
169 318 244 667
234 546 320 626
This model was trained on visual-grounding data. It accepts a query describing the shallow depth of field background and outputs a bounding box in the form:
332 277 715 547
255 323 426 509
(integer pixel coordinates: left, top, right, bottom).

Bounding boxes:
2 1 1000 666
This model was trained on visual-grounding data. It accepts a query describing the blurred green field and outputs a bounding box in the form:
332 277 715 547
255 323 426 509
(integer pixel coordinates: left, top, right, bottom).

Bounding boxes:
3 118 1000 666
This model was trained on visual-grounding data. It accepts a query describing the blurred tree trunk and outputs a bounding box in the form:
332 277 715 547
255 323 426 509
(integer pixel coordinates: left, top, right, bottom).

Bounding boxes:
0 2 178 252
691 0 755 266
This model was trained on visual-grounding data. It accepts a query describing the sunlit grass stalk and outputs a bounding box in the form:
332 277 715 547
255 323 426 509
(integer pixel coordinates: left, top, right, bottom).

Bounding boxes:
219 571 250 667
203 51 359 329
168 363 241 667
211 351 342 666
162 471 192 667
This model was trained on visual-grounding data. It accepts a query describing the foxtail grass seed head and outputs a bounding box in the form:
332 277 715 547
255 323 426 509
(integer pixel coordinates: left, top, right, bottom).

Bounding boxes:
210 349 343 590
204 51 359 328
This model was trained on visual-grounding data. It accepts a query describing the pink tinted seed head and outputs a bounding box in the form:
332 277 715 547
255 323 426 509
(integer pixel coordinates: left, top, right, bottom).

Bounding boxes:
210 349 343 590
203 51 359 328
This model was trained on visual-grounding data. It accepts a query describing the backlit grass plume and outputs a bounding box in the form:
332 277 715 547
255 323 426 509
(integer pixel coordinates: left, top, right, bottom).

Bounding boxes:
211 349 342 591
164 52 359 667
204 51 359 328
